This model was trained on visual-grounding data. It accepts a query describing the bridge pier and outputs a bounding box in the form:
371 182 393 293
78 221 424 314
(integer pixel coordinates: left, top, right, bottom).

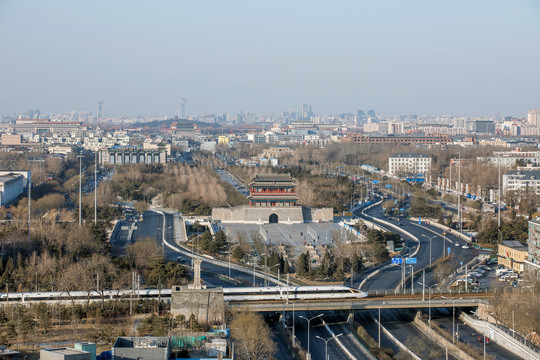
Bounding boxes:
347 311 355 324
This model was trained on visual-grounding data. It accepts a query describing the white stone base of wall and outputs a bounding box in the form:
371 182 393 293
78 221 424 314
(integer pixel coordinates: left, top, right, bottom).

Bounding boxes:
211 205 333 224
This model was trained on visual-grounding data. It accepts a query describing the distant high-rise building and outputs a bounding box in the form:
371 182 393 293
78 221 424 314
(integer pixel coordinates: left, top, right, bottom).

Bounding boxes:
474 120 495 134
97 101 103 123
528 109 540 129
299 103 313 121
25 109 34 119
356 109 367 124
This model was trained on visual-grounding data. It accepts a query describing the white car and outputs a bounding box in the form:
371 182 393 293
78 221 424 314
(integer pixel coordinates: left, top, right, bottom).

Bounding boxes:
455 243 461 247
462 245 469 249
496 269 514 277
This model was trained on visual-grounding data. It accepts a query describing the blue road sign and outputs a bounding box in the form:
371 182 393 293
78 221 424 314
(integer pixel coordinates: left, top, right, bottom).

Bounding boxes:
392 258 403 264
418 217 422 224
405 257 417 264
460 261 463 266
448 247 451 254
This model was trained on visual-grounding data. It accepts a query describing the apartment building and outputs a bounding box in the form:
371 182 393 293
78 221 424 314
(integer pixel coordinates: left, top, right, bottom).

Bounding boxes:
502 170 540 195
388 153 431 176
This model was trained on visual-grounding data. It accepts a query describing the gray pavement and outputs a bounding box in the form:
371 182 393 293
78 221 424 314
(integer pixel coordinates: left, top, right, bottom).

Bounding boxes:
356 195 479 292
431 309 522 360
379 309 458 360
219 222 343 258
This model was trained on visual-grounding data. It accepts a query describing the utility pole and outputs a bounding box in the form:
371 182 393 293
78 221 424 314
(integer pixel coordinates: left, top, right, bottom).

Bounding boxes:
410 265 414 295
458 152 462 233
79 151 83 226
498 154 501 228
378 307 381 347
94 151 98 225
449 158 452 193
28 176 31 245
422 269 425 301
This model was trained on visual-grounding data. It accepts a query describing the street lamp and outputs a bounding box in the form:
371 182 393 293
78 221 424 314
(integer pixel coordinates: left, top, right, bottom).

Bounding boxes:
299 314 324 360
409 265 414 295
259 252 269 287
426 283 438 329
442 231 447 257
525 331 536 346
78 151 83 226
442 296 462 343
269 263 281 283
316 333 343 360
290 299 305 347
456 323 462 341
422 234 437 268
162 225 172 258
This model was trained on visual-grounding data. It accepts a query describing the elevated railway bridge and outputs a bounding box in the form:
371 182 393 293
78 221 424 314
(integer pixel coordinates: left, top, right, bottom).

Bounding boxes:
1 286 492 312
226 292 490 312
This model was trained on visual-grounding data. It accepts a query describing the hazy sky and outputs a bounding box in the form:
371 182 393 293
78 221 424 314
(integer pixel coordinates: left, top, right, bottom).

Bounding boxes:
1 0 539 117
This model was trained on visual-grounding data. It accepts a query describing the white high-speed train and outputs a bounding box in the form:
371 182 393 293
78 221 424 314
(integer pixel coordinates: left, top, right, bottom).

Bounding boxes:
0 285 367 304
0 289 172 303
223 285 367 302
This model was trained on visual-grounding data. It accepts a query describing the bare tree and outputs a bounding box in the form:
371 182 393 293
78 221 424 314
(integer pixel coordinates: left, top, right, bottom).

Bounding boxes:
230 311 275 360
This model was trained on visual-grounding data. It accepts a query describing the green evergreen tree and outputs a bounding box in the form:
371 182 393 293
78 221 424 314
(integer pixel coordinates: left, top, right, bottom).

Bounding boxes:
351 253 363 272
296 252 309 276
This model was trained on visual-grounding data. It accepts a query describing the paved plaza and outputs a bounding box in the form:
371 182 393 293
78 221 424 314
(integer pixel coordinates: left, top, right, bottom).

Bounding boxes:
218 222 345 257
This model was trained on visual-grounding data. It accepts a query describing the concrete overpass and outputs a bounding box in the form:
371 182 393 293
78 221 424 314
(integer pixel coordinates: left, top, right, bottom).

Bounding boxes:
226 293 492 312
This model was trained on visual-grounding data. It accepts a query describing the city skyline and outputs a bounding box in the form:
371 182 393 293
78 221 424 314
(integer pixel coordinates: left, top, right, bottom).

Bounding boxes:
1 1 539 117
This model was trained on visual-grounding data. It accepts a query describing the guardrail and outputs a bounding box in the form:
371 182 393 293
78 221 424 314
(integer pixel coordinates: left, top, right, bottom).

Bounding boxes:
460 313 540 360
410 217 472 242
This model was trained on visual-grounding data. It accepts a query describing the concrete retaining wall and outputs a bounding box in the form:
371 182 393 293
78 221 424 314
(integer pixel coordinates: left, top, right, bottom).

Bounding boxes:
321 320 376 360
413 313 474 360
212 205 332 224
171 286 225 324
372 316 421 360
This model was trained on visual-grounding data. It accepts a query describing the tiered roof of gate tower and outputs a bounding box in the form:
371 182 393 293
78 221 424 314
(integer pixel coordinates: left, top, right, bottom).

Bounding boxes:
248 174 298 207
211 173 333 224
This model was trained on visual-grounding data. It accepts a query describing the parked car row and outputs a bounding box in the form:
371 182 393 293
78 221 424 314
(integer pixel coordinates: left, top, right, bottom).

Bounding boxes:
496 268 518 281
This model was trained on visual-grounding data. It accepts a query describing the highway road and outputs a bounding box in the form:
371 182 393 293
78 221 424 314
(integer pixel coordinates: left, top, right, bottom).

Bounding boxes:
355 310 400 354
355 195 479 292
125 198 488 359
134 210 269 287
379 309 458 359
432 309 522 360
293 312 372 360
133 210 295 359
